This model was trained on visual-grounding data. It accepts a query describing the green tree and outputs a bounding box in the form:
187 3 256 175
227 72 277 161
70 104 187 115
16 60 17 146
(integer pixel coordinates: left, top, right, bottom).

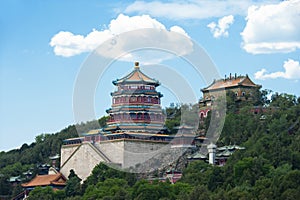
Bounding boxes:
271 93 297 108
83 178 130 200
171 182 192 197
65 169 82 197
226 186 252 200
133 180 165 200
27 186 54 200
281 188 300 200
279 170 300 193
207 167 224 191
234 157 271 186
180 160 212 186
189 185 211 200
53 190 66 200
83 163 136 190
0 174 11 196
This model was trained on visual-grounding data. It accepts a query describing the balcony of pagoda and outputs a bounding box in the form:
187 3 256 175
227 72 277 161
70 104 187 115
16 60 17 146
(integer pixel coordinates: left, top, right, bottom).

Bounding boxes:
112 89 162 96
112 96 161 105
114 85 158 92
106 118 165 125
109 109 163 115
111 104 162 109
100 133 173 143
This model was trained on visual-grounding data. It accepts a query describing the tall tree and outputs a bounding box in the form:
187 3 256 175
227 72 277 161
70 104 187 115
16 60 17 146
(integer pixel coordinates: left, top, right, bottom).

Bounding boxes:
65 169 82 197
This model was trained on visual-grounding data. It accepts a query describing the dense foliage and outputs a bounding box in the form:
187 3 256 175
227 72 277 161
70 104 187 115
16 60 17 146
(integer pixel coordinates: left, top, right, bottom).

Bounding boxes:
1 91 300 199
0 117 107 198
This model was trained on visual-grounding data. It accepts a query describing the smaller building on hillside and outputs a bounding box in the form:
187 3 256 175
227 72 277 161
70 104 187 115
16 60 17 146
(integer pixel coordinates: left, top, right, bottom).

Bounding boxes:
146 169 183 184
22 167 66 194
188 144 245 166
8 176 22 187
199 74 261 118
165 169 182 184
215 144 245 166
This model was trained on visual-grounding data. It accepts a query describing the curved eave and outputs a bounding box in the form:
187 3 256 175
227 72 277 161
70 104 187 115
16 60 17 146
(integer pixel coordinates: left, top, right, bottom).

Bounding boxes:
202 84 261 92
201 76 261 92
112 66 160 86
113 79 160 86
111 90 163 97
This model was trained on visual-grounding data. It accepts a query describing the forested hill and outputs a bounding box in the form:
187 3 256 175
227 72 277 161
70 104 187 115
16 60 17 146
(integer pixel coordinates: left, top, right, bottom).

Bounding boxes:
1 91 300 199
0 116 108 198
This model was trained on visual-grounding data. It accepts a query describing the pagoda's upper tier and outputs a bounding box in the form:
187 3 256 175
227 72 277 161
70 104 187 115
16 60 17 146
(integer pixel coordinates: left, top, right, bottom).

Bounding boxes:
112 62 160 86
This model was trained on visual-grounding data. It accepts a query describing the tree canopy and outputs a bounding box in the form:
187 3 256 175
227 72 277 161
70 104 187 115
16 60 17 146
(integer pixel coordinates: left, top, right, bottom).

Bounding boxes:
1 91 300 199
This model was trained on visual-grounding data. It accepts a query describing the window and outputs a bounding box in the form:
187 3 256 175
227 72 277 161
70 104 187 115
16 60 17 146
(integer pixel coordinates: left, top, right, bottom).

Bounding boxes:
137 113 141 119
130 97 137 102
200 112 204 119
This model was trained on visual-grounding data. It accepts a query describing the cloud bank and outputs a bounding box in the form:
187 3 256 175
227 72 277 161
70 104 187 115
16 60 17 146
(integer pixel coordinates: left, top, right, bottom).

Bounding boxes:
124 0 280 19
241 0 300 54
207 15 234 38
49 14 190 59
255 59 300 80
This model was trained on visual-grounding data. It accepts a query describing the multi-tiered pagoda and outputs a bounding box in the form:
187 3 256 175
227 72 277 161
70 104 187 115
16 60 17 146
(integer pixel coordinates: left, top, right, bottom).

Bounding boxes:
60 62 196 179
103 62 167 139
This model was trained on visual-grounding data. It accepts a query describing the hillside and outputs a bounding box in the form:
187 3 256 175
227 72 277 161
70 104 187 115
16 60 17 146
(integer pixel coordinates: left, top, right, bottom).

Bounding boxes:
1 91 300 199
0 117 108 198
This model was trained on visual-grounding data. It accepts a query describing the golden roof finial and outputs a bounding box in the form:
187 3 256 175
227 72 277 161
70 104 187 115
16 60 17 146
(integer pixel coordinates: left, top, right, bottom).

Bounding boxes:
134 61 139 69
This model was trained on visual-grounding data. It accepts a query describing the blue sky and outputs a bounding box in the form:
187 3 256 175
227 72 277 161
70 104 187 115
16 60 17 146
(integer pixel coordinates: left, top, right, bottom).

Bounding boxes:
1 0 300 151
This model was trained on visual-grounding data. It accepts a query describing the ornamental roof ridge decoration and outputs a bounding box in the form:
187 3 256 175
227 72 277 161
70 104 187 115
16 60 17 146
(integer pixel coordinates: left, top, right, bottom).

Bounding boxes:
112 62 160 86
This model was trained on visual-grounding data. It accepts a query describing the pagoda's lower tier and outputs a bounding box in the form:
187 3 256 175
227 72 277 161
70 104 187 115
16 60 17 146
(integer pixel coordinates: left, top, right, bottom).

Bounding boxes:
107 105 164 119
63 132 204 147
106 105 165 133
101 132 173 143
104 122 165 134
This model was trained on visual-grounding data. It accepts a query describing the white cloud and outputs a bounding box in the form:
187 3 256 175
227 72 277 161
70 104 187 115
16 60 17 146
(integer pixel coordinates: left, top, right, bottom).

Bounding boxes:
49 14 191 62
241 0 300 54
255 59 300 80
207 15 234 38
124 0 279 19
50 14 164 57
170 25 190 38
50 30 111 57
